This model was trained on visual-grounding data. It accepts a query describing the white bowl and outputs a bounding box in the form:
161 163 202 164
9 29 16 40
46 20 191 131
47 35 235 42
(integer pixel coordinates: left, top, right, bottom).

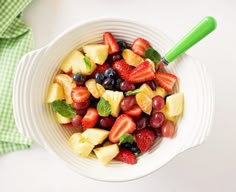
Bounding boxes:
13 18 214 182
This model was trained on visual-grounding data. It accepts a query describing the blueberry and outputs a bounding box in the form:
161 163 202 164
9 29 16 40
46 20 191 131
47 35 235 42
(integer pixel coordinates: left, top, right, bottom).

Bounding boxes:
117 40 129 51
120 142 132 149
104 68 116 78
130 145 141 154
95 73 104 84
102 78 115 90
73 73 84 82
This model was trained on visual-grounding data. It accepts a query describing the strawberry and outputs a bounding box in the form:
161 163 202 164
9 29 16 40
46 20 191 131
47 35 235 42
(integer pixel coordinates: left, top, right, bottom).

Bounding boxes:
132 38 151 57
81 108 99 130
112 59 134 81
134 128 155 153
103 32 120 54
90 63 110 78
109 114 136 143
128 60 155 83
115 148 137 164
125 105 142 117
71 86 91 103
155 72 177 92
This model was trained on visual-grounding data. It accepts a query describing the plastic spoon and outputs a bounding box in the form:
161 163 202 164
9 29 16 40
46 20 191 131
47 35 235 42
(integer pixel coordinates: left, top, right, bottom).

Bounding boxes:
158 16 217 68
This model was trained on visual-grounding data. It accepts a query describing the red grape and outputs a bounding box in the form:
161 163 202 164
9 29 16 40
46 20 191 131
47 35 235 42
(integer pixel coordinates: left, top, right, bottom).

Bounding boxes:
161 120 176 138
72 115 83 128
146 80 157 90
136 116 148 130
152 96 164 111
76 109 87 116
120 96 136 111
120 81 135 92
99 116 115 129
150 112 165 128
73 100 90 110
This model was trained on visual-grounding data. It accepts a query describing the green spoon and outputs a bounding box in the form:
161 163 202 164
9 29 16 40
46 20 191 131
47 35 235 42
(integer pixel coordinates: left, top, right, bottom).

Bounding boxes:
158 16 217 67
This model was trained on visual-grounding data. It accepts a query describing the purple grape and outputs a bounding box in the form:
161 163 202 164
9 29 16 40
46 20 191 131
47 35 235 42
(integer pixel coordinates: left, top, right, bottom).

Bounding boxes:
150 112 165 128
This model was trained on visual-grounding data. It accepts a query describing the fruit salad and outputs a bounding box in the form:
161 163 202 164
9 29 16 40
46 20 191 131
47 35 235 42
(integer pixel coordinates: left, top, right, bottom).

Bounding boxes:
46 32 184 165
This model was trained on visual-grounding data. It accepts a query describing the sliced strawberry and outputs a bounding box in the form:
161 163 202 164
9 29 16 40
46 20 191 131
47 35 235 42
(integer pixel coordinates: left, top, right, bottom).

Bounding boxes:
115 148 137 164
109 114 136 143
128 60 155 83
125 105 142 117
71 86 91 103
134 128 155 153
90 63 110 78
155 72 177 92
112 59 134 81
103 32 120 54
81 108 99 130
132 38 151 57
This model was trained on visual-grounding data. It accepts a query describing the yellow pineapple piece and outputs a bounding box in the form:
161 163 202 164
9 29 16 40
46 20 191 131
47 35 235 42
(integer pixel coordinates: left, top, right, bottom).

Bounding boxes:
56 113 72 124
46 83 65 103
93 144 119 165
166 93 184 117
102 90 124 117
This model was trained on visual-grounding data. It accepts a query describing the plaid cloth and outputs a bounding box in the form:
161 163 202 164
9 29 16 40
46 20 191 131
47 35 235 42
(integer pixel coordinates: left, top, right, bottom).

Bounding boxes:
0 0 33 154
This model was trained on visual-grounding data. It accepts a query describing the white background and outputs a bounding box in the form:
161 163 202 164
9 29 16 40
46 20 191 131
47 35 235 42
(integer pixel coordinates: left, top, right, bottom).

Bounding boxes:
1 0 236 191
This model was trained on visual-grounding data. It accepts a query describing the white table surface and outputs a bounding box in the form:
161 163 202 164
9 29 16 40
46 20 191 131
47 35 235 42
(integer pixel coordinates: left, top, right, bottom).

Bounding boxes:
1 0 236 191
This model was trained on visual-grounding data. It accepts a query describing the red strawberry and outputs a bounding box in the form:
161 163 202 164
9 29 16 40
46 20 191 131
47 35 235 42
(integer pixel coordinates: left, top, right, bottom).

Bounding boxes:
134 128 155 153
81 108 99 130
71 86 91 103
90 63 110 78
125 105 142 117
155 72 177 92
112 59 134 81
132 38 151 57
128 60 155 83
103 32 120 54
115 148 137 164
109 114 136 143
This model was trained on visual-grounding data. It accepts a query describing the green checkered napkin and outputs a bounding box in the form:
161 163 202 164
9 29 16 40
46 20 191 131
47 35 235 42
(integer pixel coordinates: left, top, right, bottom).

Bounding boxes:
0 0 33 154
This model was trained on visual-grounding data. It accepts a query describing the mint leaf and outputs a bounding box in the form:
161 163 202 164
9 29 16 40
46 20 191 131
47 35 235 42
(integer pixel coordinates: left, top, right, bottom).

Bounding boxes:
51 100 76 118
97 97 111 117
145 48 161 64
83 56 91 70
119 134 135 145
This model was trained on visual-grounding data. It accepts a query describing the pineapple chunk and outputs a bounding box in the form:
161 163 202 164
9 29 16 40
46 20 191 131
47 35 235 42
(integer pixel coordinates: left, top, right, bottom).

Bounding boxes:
160 105 177 123
102 90 124 117
83 44 109 65
153 86 167 98
85 79 105 98
56 113 72 124
46 83 65 103
122 49 144 67
60 50 78 73
81 128 109 145
71 50 96 75
93 144 119 165
166 93 184 117
54 74 76 104
69 133 94 157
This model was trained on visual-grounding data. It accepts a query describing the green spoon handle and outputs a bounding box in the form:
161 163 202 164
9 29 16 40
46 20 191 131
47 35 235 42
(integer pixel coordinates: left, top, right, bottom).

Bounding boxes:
164 16 217 63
